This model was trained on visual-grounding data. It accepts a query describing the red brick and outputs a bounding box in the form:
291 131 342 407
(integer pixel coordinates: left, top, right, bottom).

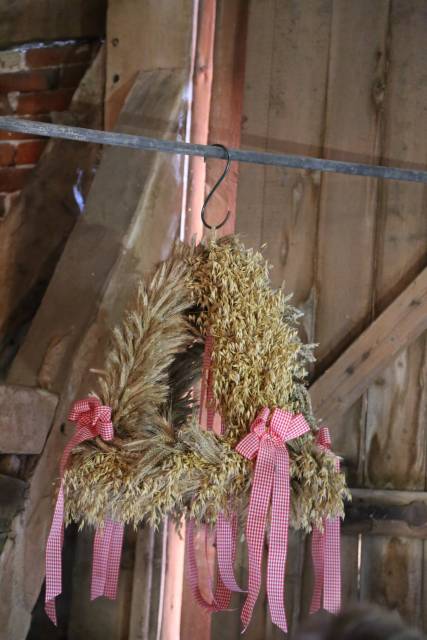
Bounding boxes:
15 140 46 165
25 43 93 69
59 63 88 88
15 88 75 115
0 144 15 166
0 69 58 93
0 167 34 192
0 130 33 141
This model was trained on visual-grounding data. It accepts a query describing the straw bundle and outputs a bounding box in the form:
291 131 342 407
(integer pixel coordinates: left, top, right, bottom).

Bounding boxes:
63 237 348 531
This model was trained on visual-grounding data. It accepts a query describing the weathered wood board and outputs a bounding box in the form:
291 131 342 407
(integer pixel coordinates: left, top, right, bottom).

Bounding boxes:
360 2 427 627
360 536 424 627
0 384 57 454
105 0 195 129
226 0 427 637
0 0 106 47
310 265 427 424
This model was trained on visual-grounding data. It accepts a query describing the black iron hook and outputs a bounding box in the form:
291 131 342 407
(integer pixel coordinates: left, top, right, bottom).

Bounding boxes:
201 144 231 230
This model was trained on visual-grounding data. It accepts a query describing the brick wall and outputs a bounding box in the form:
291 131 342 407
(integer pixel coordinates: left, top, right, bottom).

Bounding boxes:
0 40 99 218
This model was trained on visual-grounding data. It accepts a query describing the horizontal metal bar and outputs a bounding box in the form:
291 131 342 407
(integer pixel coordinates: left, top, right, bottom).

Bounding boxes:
1 116 427 184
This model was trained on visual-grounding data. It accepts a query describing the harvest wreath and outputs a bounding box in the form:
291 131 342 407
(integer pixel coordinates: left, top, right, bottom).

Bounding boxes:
45 236 349 632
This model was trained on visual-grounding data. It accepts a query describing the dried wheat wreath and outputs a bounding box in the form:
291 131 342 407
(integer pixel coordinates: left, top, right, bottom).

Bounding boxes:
63 236 347 531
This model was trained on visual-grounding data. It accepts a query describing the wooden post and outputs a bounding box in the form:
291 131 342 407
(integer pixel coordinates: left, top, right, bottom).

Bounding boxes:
180 3 249 640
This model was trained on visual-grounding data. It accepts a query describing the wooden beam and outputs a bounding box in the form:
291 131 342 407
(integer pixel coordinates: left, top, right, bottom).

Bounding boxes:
203 0 249 236
344 488 427 539
0 0 106 47
184 0 216 242
310 265 427 423
105 0 195 130
0 384 57 454
181 3 249 640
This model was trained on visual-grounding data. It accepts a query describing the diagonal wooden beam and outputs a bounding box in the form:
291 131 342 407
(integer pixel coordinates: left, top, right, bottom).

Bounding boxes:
310 265 427 423
0 384 57 454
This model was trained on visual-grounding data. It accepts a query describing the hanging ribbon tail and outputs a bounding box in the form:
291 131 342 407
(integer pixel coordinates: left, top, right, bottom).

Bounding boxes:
44 397 115 625
91 519 124 601
45 486 65 625
310 426 342 615
266 446 290 633
216 513 245 593
240 439 275 631
323 516 341 613
309 526 324 614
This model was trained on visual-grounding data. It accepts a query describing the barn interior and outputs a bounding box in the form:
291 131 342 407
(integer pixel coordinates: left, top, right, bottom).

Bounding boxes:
0 2 426 639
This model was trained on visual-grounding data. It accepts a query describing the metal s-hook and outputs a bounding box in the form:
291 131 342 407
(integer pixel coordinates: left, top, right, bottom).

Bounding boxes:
201 144 231 230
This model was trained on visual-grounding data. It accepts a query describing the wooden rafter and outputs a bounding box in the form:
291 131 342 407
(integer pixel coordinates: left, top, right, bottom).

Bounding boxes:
310 265 427 423
0 384 57 454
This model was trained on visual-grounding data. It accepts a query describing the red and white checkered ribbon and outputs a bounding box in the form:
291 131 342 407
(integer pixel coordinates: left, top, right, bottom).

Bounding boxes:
91 518 124 601
236 407 310 633
45 397 123 625
216 512 245 594
310 426 341 615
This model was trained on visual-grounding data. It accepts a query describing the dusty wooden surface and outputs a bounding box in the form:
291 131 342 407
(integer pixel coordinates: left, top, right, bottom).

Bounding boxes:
360 536 424 626
0 0 106 47
0 384 57 454
345 488 427 538
310 265 427 423
229 0 427 637
105 0 195 129
360 2 427 627
184 0 216 243
1 1 426 637
67 528 134 640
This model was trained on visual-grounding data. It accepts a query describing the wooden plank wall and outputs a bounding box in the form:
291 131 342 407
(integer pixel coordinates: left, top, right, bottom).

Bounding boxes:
225 0 427 637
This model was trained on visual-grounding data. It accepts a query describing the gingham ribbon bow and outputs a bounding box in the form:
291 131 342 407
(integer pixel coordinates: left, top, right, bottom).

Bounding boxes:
310 426 341 615
236 407 310 633
45 397 123 625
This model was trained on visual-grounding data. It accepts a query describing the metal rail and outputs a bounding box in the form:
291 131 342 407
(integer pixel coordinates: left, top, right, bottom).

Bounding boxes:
0 116 426 184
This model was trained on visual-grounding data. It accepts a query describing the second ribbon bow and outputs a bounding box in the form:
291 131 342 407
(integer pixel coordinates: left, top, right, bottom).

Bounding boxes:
236 407 310 633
